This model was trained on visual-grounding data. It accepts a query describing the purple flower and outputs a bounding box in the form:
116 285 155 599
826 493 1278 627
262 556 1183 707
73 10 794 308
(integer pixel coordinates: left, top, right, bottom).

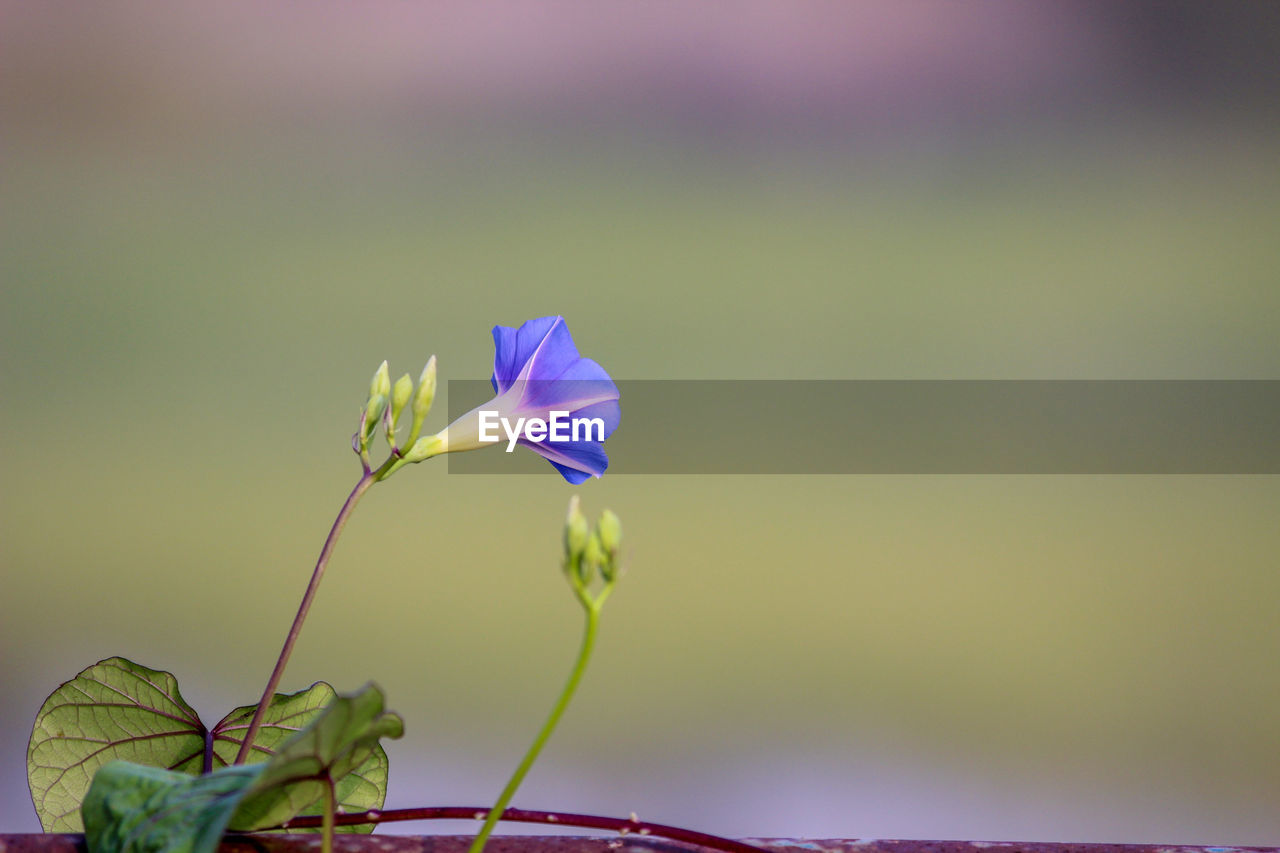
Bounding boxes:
425 316 620 483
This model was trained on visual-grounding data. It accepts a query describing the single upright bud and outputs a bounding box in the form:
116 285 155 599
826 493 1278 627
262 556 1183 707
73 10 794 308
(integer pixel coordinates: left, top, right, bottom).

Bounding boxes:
362 360 392 441
563 495 590 564
414 356 437 421
406 356 438 447
597 510 622 556
582 532 606 583
390 373 413 428
370 360 392 401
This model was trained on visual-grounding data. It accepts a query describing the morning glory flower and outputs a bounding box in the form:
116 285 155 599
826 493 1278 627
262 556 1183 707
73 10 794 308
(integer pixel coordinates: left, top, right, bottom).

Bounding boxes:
409 316 620 484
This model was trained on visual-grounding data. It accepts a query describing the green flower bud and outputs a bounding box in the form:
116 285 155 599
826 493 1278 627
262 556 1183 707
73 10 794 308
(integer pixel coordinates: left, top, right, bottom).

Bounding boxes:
406 355 438 447
597 509 622 556
583 532 606 581
362 361 392 441
563 495 589 563
414 356 437 421
362 395 387 441
370 360 391 400
390 373 413 428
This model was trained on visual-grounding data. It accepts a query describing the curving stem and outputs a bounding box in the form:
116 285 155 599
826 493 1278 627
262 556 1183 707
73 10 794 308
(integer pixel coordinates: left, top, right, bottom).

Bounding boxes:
279 805 767 853
234 471 377 764
467 603 603 853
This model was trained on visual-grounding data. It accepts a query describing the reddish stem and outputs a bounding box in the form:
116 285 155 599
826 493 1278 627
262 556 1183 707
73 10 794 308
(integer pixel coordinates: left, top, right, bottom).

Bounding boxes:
234 472 376 764
276 806 765 853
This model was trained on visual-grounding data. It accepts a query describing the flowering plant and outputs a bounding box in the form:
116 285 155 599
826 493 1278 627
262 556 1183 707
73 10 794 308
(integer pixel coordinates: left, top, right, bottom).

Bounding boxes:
24 317 761 853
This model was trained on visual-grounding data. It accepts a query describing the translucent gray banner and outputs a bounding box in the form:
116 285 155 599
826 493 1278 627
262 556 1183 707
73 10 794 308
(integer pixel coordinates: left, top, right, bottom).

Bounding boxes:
444 380 1280 474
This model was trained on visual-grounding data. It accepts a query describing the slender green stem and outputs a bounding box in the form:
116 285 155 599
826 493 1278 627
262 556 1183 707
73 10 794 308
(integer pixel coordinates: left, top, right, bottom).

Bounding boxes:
468 604 603 853
234 470 377 764
321 777 336 853
378 455 409 481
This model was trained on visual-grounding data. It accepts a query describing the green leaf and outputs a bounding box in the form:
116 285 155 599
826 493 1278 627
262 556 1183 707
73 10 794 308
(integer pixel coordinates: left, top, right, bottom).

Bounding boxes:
82 762 262 853
208 683 342 767
81 685 404 853
209 682 394 833
231 683 403 832
27 658 207 831
30 659 396 834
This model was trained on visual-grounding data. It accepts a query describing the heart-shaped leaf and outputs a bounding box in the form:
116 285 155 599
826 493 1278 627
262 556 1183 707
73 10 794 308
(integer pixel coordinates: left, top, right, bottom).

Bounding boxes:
222 683 401 832
207 683 344 768
28 658 207 831
200 682 392 833
82 685 404 853
30 658 394 833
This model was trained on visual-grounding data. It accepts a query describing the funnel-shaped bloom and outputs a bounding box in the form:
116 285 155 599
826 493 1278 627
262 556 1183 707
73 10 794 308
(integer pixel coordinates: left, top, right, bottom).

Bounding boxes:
426 316 620 483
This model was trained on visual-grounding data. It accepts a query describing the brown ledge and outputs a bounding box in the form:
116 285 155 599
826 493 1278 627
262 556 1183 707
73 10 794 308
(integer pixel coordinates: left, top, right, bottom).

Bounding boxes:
3 838 1278 853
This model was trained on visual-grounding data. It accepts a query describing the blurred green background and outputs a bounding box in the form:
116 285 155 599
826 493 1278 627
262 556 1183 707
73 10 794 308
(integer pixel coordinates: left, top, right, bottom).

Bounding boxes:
2 1 1278 844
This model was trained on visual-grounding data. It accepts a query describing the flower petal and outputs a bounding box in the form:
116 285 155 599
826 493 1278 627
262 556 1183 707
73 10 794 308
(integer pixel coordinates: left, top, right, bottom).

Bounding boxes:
480 315 619 483
563 399 621 439
547 460 596 485
517 358 619 414
491 316 581 393
521 437 610 481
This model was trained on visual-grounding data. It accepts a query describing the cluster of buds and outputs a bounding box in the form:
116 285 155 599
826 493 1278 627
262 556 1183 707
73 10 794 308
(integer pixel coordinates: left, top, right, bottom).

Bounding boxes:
562 496 622 603
354 357 438 470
